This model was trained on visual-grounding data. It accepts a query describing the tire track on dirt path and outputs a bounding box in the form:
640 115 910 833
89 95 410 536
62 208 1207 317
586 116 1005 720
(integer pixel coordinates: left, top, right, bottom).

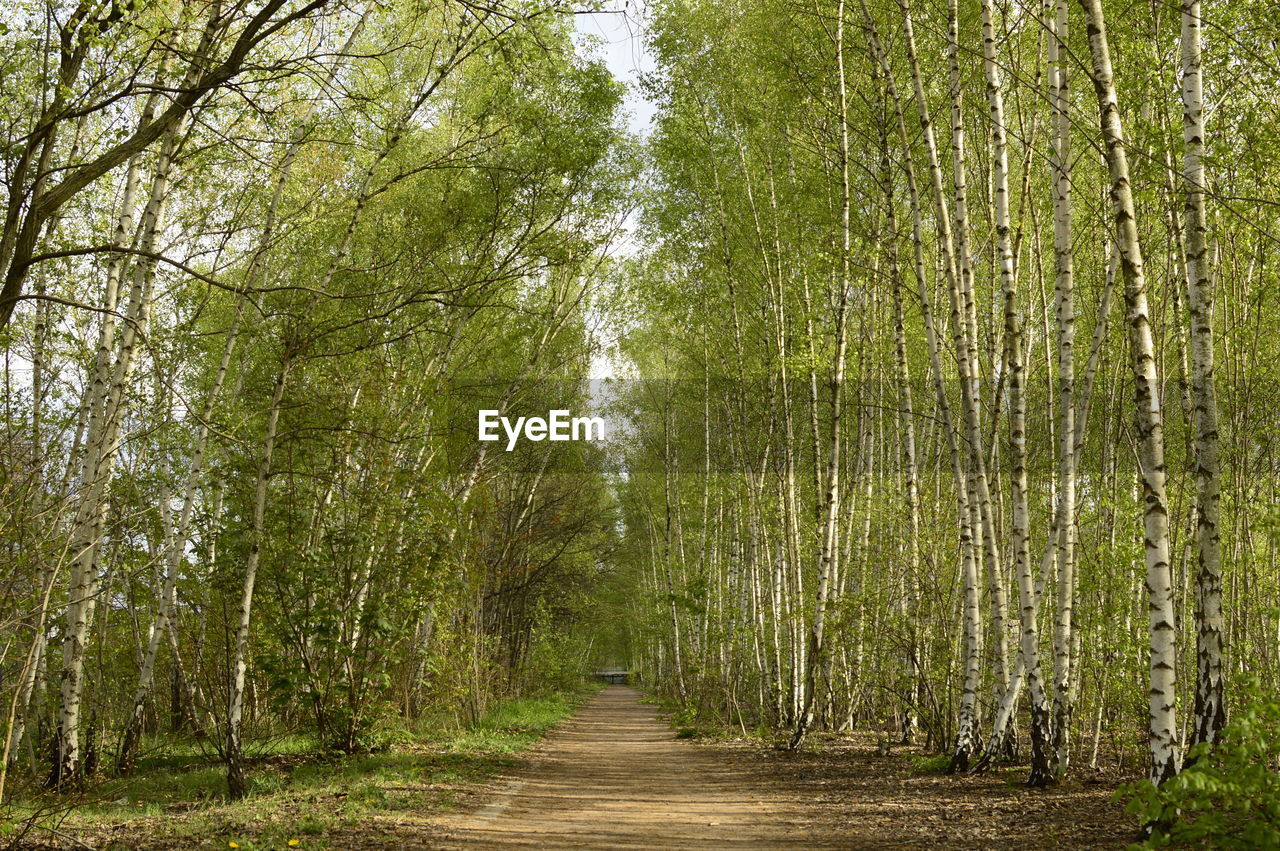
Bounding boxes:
430 685 822 848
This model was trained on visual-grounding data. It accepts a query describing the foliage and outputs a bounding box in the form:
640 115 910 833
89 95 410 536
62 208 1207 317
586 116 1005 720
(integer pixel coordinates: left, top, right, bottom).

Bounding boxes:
608 0 1280 791
0 687 593 847
0 0 633 819
1124 679 1280 848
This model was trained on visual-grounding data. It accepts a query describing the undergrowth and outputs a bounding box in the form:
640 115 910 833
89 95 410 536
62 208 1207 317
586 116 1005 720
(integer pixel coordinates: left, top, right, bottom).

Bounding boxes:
0 687 597 849
1122 677 1280 848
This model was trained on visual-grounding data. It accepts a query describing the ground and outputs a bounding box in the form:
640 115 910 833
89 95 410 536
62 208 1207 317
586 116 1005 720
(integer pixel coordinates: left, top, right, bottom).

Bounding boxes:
9 686 1138 848
430 686 1136 848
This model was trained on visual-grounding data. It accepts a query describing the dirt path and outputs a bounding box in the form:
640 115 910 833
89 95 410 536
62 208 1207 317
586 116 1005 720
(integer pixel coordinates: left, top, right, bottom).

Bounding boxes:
430 686 1134 849
431 686 813 848
69 685 1133 849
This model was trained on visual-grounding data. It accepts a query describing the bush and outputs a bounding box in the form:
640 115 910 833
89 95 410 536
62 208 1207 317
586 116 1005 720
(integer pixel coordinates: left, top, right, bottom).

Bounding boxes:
910 753 952 774
1124 678 1280 848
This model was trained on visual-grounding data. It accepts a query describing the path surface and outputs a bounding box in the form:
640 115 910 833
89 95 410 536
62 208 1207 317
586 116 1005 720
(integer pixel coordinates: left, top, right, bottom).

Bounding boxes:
432 686 813 848
88 685 1132 848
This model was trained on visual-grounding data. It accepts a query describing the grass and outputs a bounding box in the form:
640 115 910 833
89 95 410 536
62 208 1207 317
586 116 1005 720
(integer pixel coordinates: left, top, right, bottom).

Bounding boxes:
909 753 953 774
0 688 596 849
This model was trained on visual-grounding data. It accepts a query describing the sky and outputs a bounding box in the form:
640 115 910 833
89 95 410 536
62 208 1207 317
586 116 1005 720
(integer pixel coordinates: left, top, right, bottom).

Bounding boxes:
573 3 654 384
572 2 656 138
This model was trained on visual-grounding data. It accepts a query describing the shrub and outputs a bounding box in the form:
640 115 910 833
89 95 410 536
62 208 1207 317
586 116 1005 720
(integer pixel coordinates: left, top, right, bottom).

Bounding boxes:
1124 678 1280 848
910 753 952 774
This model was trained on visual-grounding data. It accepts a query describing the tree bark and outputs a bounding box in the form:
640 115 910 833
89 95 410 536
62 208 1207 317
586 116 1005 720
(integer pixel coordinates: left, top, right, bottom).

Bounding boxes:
1180 0 1226 751
1078 0 1181 785
971 0 1053 782
226 364 289 800
896 0 985 771
792 0 851 751
50 98 181 788
1048 0 1078 781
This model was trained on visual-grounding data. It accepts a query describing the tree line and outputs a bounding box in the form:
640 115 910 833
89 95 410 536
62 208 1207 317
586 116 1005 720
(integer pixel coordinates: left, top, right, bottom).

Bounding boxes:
1 0 633 803
612 0 1279 802
4 0 1279 837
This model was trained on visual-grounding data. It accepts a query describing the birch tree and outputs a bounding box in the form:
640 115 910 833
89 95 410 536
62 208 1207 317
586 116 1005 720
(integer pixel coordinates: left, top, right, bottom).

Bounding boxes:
1077 0 1181 785
1047 0 1078 780
1179 0 1225 751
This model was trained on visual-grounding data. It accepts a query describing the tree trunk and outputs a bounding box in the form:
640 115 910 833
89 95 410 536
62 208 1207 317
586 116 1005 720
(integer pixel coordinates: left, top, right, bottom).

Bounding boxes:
226 365 289 800
51 97 178 788
1180 0 1225 751
971 0 1053 781
792 0 851 750
1078 0 1181 785
946 0 1010 708
1048 0 1078 781
896 0 985 771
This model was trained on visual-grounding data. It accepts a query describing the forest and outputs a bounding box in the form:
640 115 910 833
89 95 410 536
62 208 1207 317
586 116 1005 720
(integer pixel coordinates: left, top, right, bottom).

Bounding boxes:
1 0 1278 846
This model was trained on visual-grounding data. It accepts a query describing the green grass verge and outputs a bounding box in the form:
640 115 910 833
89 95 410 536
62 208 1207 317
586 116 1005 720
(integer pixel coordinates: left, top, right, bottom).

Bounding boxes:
0 688 597 849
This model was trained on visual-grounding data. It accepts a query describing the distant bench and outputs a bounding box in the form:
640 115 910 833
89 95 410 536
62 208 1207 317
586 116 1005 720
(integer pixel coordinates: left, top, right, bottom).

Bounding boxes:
594 670 628 685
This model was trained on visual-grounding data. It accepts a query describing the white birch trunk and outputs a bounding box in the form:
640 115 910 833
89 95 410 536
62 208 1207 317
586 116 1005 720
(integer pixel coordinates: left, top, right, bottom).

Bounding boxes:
1048 0 1078 780
225 365 289 799
1180 0 1225 750
946 0 1010 705
1078 0 1181 784
972 0 1054 780
791 0 851 749
52 97 179 786
896 0 985 769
